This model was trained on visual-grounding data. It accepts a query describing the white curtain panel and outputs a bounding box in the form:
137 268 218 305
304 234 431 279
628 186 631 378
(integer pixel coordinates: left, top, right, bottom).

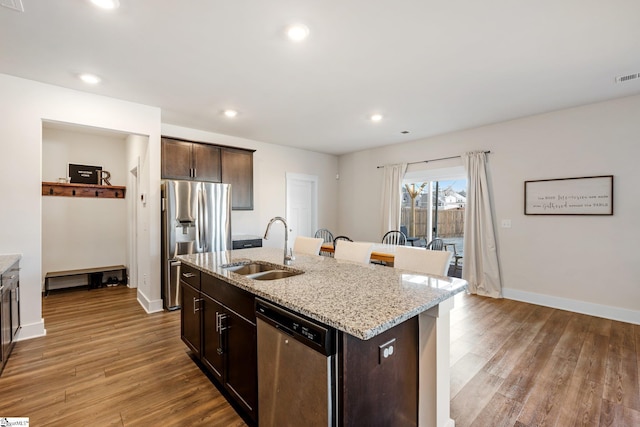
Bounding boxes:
381 163 408 236
462 151 502 297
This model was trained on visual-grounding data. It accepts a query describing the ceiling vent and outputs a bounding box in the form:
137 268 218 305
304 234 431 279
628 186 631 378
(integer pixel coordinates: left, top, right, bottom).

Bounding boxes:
615 72 639 83
0 0 24 12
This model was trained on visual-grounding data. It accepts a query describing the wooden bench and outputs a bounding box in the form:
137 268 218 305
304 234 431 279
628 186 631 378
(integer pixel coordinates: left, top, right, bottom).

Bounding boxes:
44 265 127 296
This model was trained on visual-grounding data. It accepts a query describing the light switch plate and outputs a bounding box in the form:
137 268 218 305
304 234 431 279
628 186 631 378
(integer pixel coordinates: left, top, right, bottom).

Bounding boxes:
501 219 512 228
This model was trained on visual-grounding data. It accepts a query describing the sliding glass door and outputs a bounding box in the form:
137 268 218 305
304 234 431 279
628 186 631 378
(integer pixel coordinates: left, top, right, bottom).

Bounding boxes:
401 177 466 273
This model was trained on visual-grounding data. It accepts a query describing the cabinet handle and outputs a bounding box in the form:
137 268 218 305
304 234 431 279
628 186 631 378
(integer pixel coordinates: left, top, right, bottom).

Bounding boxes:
193 168 197 178
193 297 202 313
216 312 228 355
182 272 196 278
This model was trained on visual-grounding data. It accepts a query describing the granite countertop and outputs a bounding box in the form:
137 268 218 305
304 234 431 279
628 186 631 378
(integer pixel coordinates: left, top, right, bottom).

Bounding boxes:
0 254 21 276
178 247 467 340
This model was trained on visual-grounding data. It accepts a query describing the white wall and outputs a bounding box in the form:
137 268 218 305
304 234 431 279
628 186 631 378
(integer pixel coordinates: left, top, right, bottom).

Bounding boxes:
0 74 162 339
161 124 339 250
42 126 128 289
338 94 640 324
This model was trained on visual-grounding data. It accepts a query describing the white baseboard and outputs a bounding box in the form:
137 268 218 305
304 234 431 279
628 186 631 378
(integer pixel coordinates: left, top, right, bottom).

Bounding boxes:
503 288 640 325
136 289 164 313
15 318 46 341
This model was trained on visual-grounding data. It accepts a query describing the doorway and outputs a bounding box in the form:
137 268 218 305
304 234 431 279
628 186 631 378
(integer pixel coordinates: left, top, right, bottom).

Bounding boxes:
401 167 466 276
285 173 318 250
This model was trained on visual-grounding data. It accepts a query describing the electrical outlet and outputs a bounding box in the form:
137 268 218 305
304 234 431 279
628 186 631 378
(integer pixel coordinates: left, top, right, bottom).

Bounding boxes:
501 219 512 228
378 338 396 364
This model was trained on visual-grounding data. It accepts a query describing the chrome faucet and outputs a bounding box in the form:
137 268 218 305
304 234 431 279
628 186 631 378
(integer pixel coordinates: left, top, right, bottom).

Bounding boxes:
263 216 293 266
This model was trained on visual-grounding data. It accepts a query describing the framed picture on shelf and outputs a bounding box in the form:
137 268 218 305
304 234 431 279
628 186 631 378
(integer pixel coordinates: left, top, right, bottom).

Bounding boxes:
524 175 613 215
69 163 102 184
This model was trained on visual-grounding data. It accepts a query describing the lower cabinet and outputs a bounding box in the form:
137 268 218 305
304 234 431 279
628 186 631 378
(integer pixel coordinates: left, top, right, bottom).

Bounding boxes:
1 259 20 376
181 271 257 424
201 293 257 419
179 281 202 358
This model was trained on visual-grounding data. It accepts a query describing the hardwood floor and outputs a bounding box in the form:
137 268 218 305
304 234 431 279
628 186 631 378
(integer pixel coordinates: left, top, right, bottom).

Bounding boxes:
1 287 638 426
0 286 247 427
449 292 640 427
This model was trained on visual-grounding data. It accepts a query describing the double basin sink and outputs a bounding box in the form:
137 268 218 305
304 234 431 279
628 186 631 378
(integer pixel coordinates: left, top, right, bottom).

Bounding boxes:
223 261 303 281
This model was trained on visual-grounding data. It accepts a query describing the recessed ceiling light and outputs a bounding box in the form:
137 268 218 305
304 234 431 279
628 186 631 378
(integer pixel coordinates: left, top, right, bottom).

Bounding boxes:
90 0 120 10
223 110 238 118
370 114 383 122
79 73 101 84
286 24 309 42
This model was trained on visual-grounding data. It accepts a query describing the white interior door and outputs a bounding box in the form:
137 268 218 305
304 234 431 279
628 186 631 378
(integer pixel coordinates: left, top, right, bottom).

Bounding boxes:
286 173 318 250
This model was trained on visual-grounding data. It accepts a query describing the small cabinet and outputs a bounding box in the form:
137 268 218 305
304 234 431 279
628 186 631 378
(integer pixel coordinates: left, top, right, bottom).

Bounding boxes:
179 264 202 358
162 137 221 182
1 259 19 376
221 147 254 210
200 273 257 422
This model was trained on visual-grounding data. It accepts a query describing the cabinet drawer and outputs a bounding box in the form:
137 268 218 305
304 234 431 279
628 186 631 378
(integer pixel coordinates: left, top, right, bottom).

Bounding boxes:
232 239 262 250
201 273 255 322
179 264 201 289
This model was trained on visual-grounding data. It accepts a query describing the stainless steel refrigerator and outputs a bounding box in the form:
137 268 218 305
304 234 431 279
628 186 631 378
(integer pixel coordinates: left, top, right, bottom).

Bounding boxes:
161 180 232 310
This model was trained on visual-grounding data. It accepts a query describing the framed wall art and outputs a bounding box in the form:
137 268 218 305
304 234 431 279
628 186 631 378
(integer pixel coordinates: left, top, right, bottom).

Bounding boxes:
69 163 102 184
524 175 613 215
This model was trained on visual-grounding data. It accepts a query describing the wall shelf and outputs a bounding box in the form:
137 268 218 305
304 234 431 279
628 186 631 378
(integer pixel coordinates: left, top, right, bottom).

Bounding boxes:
42 182 126 199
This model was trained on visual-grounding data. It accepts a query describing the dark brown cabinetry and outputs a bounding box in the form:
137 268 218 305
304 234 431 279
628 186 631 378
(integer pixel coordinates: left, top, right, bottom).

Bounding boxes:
161 137 254 210
1 260 20 376
161 137 221 182
339 316 418 426
181 269 257 423
181 265 419 426
179 264 202 358
221 147 254 210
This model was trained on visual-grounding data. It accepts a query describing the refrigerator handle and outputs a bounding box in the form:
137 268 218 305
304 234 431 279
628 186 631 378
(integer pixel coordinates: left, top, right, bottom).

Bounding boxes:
198 186 206 251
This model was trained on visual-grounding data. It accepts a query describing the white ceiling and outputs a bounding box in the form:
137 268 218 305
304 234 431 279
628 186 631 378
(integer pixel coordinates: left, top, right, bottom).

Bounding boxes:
2 1 639 155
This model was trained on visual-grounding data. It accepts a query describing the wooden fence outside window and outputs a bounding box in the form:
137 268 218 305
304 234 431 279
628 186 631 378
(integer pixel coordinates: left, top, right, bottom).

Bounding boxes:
401 207 465 238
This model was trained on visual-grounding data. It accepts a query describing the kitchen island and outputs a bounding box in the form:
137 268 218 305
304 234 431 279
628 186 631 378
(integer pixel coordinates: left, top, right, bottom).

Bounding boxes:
178 247 467 427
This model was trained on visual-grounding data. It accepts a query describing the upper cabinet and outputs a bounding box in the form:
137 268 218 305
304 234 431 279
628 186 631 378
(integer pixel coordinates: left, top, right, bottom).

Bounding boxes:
161 137 221 182
161 137 254 210
221 147 254 210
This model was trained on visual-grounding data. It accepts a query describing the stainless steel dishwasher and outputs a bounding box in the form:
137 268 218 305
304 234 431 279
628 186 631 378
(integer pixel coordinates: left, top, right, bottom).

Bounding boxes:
256 298 337 427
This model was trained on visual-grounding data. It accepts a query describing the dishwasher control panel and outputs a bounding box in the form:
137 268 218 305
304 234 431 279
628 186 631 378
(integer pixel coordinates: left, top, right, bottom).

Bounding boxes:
256 299 335 356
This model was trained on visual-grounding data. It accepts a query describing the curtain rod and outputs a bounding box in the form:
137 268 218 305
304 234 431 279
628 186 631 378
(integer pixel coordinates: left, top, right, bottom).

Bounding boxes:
376 150 491 169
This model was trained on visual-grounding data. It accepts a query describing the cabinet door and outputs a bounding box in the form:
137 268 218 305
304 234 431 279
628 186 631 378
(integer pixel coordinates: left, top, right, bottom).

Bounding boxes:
179 281 201 358
193 143 221 182
221 148 254 210
1 290 10 363
225 311 258 420
200 293 225 382
162 138 193 180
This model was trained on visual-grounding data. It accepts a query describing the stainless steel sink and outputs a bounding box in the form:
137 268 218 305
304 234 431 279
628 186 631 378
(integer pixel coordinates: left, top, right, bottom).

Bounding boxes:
224 262 276 275
223 261 303 280
247 270 303 280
